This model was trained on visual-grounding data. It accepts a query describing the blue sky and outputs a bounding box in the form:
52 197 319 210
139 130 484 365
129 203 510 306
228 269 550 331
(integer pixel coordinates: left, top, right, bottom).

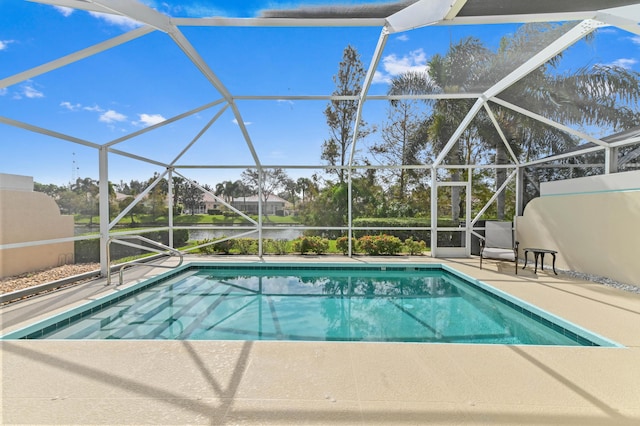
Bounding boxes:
1 1 639 187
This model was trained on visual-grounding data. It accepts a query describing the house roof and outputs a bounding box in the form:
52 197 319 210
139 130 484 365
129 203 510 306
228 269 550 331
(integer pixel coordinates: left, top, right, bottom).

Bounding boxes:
201 193 287 203
232 194 287 203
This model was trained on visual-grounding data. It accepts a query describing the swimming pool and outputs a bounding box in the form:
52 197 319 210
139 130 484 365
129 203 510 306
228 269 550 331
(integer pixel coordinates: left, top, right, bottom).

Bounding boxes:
0 262 620 346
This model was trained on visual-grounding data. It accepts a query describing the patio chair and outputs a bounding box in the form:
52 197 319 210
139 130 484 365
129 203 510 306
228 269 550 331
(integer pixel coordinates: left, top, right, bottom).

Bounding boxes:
479 221 519 274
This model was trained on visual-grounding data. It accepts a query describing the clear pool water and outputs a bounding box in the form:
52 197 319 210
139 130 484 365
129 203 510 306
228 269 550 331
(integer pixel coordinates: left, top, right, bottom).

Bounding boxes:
1 263 618 346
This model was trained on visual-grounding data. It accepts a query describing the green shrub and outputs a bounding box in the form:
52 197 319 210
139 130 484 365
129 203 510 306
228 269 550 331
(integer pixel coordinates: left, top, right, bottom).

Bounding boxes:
291 237 302 254
378 235 403 255
214 237 234 254
292 236 329 254
264 239 288 255
234 238 258 255
357 234 403 255
357 235 376 255
195 238 217 254
194 237 235 254
336 236 357 255
404 237 427 255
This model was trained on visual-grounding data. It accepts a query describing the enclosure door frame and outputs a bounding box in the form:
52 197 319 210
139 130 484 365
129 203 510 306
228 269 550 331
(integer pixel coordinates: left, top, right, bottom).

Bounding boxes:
431 168 472 258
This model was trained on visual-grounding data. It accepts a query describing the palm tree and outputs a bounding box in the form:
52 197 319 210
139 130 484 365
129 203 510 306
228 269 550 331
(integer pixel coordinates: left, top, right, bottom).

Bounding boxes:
232 180 251 212
490 24 640 215
389 23 640 220
296 177 317 204
215 180 238 204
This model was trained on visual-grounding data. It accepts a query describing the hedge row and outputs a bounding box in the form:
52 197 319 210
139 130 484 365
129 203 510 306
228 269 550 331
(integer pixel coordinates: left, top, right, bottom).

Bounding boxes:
339 235 426 255
194 238 287 255
194 235 427 256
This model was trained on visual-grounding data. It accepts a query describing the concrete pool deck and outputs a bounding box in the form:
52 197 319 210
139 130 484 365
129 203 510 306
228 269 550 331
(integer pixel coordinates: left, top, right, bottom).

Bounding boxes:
2 255 640 425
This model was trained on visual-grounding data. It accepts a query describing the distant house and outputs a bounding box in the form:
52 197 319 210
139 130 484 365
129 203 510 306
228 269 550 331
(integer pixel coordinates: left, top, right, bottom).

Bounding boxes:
196 193 290 215
117 192 220 215
199 192 222 214
231 194 291 216
117 191 293 216
114 192 133 202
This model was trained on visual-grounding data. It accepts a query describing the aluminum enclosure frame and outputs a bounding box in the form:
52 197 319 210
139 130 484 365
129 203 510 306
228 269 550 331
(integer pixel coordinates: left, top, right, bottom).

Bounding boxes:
2 0 639 275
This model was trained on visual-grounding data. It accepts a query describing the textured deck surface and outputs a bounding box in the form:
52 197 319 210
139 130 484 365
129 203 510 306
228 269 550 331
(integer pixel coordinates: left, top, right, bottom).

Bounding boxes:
2 255 639 425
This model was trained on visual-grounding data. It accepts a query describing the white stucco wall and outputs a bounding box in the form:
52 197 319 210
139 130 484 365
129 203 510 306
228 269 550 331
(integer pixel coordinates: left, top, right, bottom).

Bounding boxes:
540 169 640 196
516 171 640 286
0 173 33 192
0 174 75 278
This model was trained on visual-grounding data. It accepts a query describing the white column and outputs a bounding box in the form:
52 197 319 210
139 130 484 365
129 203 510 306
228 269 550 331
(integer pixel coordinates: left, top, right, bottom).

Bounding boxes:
466 170 472 256
167 168 174 248
516 166 524 217
430 167 437 257
258 170 263 257
348 170 353 257
99 146 110 277
605 147 619 174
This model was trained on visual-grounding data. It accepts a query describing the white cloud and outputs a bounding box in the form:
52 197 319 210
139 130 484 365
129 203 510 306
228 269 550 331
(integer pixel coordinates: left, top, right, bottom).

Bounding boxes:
373 48 428 84
60 101 82 111
396 34 409 42
15 83 45 99
60 102 134 127
99 109 127 123
53 6 74 17
24 86 44 98
372 70 392 84
88 11 141 29
136 113 166 126
0 39 15 51
629 36 640 46
84 105 104 112
232 118 252 126
277 99 294 108
0 88 7 96
384 49 427 74
609 58 638 69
